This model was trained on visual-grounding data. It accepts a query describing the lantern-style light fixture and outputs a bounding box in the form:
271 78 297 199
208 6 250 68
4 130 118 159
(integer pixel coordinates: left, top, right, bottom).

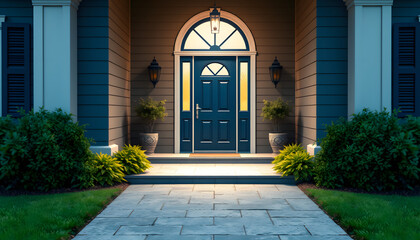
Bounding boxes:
148 57 161 88
269 57 283 88
210 5 221 34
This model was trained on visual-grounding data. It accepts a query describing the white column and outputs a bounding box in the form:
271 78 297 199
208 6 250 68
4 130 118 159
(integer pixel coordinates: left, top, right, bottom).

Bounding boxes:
32 0 80 117
344 0 393 116
0 15 6 115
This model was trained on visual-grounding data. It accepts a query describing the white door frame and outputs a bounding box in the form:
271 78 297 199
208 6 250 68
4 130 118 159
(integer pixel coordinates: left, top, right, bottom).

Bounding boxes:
173 11 257 153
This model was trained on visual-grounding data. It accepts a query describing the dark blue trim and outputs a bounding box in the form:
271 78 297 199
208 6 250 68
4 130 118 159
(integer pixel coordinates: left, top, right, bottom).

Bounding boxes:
181 18 249 51
238 56 250 152
180 56 193 152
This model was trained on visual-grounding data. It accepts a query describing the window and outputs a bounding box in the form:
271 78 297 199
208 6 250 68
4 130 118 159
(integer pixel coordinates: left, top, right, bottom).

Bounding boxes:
240 62 248 111
182 19 248 51
182 62 191 111
201 63 229 76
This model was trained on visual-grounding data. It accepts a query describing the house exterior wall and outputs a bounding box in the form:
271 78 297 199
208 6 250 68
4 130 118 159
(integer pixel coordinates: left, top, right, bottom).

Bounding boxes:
78 0 131 149
78 0 110 146
0 0 32 23
392 0 420 23
108 0 130 147
130 0 295 153
295 0 317 147
316 0 348 140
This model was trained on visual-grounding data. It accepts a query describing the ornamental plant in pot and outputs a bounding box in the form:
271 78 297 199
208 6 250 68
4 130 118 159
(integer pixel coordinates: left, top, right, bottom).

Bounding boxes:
135 97 167 154
261 98 290 153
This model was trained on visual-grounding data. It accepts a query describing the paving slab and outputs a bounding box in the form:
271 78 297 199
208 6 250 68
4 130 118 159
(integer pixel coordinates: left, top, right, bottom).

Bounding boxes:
75 184 349 239
215 236 280 240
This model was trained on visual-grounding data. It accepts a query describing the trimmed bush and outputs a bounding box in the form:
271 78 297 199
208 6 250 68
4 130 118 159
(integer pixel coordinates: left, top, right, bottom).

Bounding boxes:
272 144 314 181
114 145 151 175
272 143 305 165
87 153 126 186
277 152 314 181
0 108 93 191
314 109 419 191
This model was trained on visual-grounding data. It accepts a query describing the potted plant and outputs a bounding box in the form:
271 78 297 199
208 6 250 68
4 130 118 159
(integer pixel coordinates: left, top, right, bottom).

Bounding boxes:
135 97 167 154
261 98 290 153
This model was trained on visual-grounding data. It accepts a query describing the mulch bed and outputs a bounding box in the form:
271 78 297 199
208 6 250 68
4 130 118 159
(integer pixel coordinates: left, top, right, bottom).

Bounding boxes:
0 183 129 196
298 182 420 196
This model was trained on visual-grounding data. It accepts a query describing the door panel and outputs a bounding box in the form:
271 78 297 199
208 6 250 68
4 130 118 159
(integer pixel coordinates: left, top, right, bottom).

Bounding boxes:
194 56 236 151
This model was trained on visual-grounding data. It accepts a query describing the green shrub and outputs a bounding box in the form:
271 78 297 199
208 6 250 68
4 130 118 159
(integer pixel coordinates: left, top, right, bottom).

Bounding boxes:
114 145 151 175
261 98 290 132
276 152 314 181
0 108 93 191
88 153 126 186
135 97 167 132
272 143 305 164
314 109 419 191
272 144 314 181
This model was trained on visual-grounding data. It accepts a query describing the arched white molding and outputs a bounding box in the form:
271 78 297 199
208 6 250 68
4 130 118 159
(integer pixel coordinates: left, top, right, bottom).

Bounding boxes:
174 10 257 53
174 10 257 153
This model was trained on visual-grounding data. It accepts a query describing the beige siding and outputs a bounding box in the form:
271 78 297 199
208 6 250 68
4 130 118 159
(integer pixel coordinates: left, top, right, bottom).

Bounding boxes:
109 0 131 147
295 0 317 147
131 0 295 153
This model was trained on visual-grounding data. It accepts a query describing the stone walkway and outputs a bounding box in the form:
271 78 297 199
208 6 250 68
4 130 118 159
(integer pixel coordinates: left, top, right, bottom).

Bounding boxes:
75 184 351 240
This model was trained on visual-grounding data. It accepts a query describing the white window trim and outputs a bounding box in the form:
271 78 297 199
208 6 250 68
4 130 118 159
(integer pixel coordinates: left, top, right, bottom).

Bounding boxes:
174 11 257 153
0 15 5 115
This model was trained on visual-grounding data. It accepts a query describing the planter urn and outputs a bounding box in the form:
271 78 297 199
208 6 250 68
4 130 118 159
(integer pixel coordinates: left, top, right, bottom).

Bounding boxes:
139 133 159 154
269 133 288 153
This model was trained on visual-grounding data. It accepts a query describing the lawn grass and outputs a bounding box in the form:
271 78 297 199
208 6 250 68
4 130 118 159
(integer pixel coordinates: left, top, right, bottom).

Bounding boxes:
0 187 122 240
306 188 420 240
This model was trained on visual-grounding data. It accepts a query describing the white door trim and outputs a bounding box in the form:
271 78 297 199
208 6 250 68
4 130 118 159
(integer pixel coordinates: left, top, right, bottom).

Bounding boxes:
174 10 257 153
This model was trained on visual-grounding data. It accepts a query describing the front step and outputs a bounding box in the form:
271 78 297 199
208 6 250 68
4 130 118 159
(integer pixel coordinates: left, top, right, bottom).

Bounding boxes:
125 175 295 184
147 153 276 164
124 162 294 185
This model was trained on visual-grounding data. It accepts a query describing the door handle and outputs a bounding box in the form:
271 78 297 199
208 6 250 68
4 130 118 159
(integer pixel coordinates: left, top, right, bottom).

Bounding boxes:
196 104 201 119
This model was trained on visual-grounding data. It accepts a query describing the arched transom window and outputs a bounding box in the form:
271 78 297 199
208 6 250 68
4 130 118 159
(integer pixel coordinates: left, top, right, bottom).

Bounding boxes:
182 18 249 51
201 63 230 76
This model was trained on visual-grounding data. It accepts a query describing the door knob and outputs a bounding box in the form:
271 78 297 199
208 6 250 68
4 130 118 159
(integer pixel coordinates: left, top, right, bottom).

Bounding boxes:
196 104 201 119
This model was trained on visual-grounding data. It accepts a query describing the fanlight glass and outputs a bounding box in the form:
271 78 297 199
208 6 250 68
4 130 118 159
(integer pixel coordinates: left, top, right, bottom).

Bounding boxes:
183 20 247 51
201 63 229 76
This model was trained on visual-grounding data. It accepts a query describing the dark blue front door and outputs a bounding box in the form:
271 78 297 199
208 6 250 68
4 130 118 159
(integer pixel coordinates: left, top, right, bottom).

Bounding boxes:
194 57 236 151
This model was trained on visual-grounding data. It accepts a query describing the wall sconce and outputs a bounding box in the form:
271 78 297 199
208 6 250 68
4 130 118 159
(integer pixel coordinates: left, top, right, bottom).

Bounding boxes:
210 5 221 34
269 57 283 88
148 57 161 88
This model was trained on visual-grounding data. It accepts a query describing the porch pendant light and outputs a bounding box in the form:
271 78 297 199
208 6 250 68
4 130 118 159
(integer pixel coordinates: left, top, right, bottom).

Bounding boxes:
210 5 221 34
269 57 283 88
148 57 161 88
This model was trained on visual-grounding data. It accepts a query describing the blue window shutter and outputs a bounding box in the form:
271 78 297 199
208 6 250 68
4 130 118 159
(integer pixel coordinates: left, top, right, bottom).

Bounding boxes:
393 22 420 117
2 22 31 117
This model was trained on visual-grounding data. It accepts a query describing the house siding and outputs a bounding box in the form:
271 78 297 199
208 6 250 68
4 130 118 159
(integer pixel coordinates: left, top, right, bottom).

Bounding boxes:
108 0 130 147
295 0 317 147
316 0 348 141
0 0 32 24
131 0 295 153
78 0 110 146
393 0 420 24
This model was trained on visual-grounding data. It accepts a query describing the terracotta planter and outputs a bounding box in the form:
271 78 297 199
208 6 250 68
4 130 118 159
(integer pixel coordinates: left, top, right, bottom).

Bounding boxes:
269 133 288 153
139 133 159 154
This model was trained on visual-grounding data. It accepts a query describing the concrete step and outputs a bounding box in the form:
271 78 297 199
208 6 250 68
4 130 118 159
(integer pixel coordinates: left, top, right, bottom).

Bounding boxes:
124 163 294 185
125 174 295 184
147 153 276 164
